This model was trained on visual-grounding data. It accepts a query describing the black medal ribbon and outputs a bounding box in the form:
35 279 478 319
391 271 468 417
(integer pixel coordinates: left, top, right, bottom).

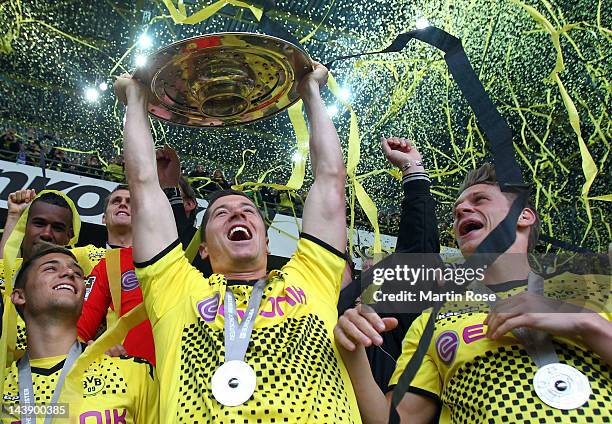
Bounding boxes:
326 26 525 190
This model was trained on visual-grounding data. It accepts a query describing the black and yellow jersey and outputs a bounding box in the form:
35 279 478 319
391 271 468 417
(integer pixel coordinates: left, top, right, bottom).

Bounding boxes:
1 351 158 423
390 274 612 423
135 235 361 423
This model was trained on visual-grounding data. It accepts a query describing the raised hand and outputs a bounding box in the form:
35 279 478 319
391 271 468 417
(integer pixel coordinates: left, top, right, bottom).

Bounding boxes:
113 73 146 106
381 136 423 174
298 62 329 97
7 189 36 218
334 304 398 351
156 145 181 188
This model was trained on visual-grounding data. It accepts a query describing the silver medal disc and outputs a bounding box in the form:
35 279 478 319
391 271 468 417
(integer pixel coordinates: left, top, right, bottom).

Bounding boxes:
533 363 591 410
211 361 256 406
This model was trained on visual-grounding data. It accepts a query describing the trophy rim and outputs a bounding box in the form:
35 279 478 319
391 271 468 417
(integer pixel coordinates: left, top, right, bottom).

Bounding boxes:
134 32 314 128
154 31 311 63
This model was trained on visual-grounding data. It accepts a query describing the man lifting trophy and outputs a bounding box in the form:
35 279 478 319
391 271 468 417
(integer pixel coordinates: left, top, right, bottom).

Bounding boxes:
116 30 361 422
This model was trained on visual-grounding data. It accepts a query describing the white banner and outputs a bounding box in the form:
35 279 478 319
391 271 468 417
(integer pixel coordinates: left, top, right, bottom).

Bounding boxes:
0 160 459 264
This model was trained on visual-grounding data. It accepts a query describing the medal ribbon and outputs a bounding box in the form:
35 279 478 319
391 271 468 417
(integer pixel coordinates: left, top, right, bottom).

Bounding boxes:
223 280 267 362
17 342 82 424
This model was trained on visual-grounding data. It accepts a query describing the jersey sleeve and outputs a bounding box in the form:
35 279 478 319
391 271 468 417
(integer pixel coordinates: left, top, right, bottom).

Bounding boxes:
133 358 159 424
388 312 442 402
77 260 111 342
134 239 207 326
281 233 346 307
114 356 159 424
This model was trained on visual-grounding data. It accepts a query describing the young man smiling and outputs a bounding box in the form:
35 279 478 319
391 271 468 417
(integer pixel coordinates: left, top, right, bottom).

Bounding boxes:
0 190 106 283
335 164 612 423
1 244 157 423
115 62 360 422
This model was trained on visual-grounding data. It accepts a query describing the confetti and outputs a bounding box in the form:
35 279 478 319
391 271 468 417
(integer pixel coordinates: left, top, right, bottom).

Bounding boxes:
0 0 609 251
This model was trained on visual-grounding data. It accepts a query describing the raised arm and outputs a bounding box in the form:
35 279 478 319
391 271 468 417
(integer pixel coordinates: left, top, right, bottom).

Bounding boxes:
299 63 347 252
156 146 199 249
381 137 440 254
113 75 177 263
0 189 36 258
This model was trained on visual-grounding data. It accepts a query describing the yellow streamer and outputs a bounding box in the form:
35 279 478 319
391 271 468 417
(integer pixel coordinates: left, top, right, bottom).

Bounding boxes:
233 149 257 186
1 0 100 55
106 248 122 318
589 194 612 202
162 0 263 25
20 19 100 51
55 305 148 423
185 227 203 263
299 0 336 44
285 100 310 190
511 0 600 244
231 101 310 194
328 73 381 253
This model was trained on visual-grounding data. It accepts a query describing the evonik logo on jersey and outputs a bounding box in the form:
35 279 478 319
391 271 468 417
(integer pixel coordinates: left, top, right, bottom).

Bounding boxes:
196 286 307 322
435 324 488 365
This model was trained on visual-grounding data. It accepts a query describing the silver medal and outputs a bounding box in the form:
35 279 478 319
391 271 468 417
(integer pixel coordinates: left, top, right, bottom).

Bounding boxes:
211 360 256 406
533 363 591 410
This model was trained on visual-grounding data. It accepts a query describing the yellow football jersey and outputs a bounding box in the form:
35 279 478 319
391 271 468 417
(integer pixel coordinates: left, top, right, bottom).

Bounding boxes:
1 350 158 423
135 235 361 423
390 274 612 423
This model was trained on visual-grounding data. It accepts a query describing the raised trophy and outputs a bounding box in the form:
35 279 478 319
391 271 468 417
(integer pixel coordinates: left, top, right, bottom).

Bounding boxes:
133 32 313 127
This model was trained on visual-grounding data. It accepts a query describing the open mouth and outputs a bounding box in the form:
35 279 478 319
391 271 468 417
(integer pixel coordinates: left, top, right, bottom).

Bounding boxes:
116 211 130 217
459 219 484 237
227 225 252 241
52 283 77 294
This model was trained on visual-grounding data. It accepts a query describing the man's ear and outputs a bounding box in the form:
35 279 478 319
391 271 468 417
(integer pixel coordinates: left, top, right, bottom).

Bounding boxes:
101 214 106 225
199 242 209 260
11 288 26 309
265 237 270 255
518 208 536 228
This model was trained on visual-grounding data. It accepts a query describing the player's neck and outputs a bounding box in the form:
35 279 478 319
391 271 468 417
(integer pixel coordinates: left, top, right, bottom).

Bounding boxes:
484 253 531 285
107 229 132 248
212 257 268 281
221 269 268 281
25 318 78 359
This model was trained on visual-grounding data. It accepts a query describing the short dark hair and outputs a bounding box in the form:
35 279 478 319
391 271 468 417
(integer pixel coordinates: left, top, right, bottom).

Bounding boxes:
103 184 129 215
179 177 198 220
30 192 71 214
14 243 78 319
179 177 196 201
201 189 265 242
458 163 541 251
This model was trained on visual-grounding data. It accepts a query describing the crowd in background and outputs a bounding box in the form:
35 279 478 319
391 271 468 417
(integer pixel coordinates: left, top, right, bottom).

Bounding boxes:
1 126 401 235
